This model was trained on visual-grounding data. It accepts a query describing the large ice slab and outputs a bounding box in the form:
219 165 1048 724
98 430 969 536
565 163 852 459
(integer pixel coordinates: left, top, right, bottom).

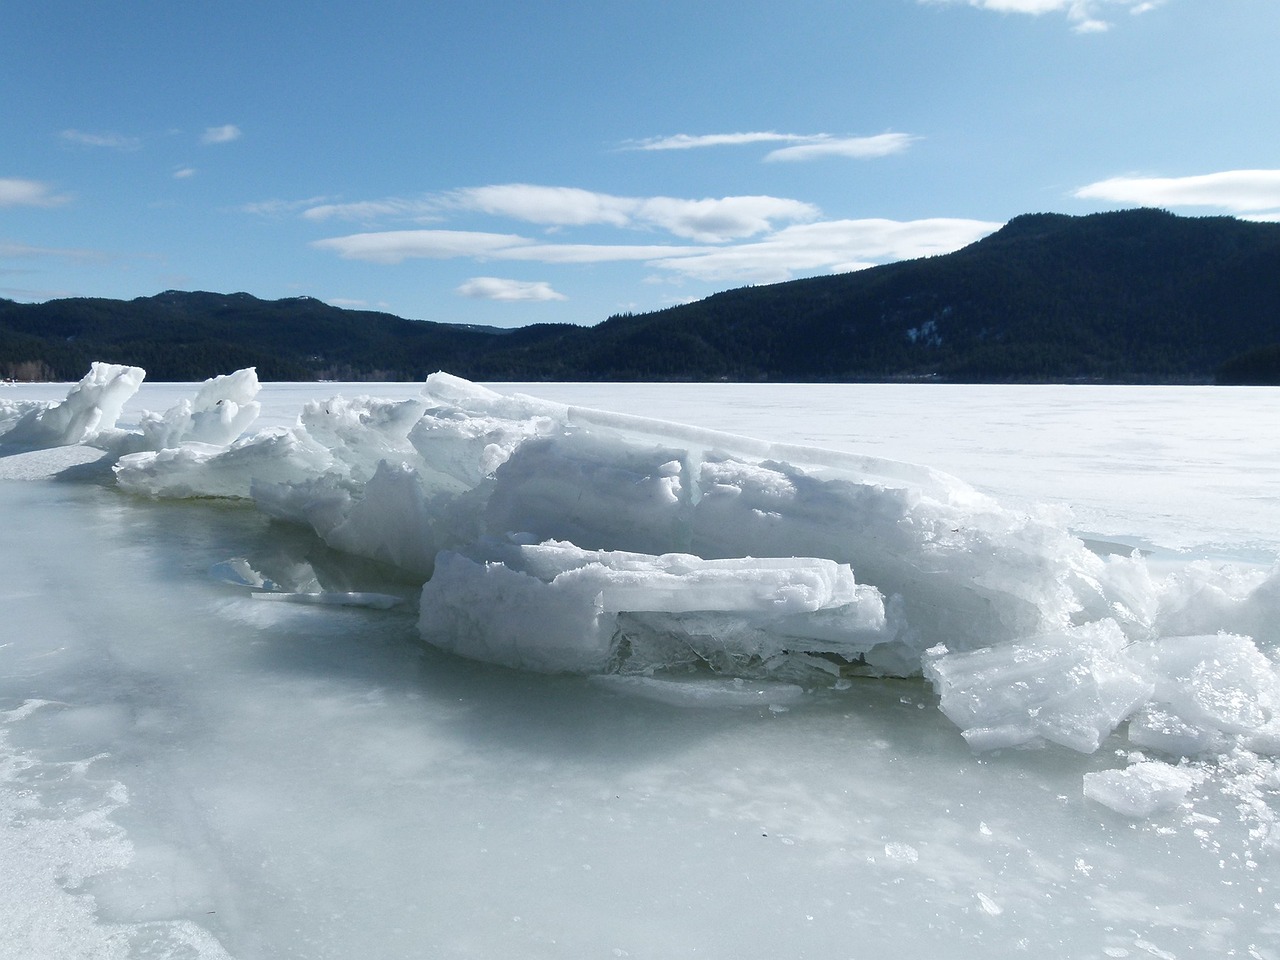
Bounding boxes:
420 540 892 675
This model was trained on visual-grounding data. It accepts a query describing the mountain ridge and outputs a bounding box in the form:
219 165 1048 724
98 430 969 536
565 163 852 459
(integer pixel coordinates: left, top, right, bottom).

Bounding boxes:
3 208 1279 384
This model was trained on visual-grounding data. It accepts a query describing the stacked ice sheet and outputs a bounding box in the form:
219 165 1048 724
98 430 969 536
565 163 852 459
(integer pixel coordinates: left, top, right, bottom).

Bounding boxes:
6 365 1280 798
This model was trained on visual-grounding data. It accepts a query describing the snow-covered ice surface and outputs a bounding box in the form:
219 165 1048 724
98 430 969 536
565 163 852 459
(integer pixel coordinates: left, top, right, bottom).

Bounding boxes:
2 371 1280 959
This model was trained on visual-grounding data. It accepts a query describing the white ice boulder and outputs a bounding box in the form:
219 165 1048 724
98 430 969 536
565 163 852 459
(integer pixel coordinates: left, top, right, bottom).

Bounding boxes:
135 367 262 450
1 362 144 448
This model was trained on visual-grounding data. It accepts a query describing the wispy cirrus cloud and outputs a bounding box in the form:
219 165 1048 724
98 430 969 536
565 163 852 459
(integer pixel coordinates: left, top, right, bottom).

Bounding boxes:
298 184 820 243
452 185 820 242
60 129 142 151
456 277 567 302
920 0 1165 33
305 181 998 288
631 131 816 151
647 218 1001 283
312 217 1000 285
240 196 336 218
302 198 439 223
628 131 917 162
0 241 110 265
0 177 71 208
312 230 534 264
201 124 242 144
1074 169 1280 217
764 133 918 162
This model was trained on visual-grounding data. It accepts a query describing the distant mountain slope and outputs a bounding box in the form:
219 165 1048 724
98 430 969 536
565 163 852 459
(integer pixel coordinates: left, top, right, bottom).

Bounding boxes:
505 208 1280 383
0 291 579 382
4 209 1279 383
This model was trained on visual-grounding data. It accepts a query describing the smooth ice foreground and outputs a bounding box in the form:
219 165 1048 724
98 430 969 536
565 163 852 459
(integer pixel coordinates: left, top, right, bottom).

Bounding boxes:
5 368 1280 958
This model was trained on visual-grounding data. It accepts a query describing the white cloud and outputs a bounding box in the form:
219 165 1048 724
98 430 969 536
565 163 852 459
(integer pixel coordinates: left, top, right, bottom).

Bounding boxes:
173 167 197 179
283 184 819 242
633 195 819 242
1074 169 1280 213
628 131 918 162
241 196 335 217
630 132 819 151
302 198 437 222
448 184 818 241
449 184 635 228
201 124 242 144
648 218 1002 284
60 129 141 150
311 230 534 264
497 242 702 264
764 133 918 162
922 0 1164 32
313 217 1000 285
456 277 567 302
0 177 70 208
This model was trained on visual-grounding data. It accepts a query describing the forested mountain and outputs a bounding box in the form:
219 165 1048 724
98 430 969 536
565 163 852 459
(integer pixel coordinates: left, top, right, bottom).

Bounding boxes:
4 209 1280 383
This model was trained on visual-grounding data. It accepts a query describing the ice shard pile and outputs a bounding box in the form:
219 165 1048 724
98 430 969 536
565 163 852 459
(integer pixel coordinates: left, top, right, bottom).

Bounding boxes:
6 367 1280 782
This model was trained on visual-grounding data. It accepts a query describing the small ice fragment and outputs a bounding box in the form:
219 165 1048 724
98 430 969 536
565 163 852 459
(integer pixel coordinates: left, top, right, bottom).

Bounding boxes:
883 841 919 863
976 892 1003 916
1133 939 1176 960
1083 761 1196 817
210 558 279 591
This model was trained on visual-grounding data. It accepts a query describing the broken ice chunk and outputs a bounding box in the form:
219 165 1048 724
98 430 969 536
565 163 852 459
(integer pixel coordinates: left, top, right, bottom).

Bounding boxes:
923 620 1153 753
1 362 144 448
1083 761 1197 817
1127 633 1280 738
136 368 262 450
210 558 281 591
1127 705 1230 757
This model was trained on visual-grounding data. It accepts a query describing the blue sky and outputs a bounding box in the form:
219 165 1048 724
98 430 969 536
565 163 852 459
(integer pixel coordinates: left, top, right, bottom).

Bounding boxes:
4 0 1278 328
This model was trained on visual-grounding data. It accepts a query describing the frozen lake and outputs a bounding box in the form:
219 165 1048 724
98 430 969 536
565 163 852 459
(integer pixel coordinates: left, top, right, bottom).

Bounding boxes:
2 379 1278 959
